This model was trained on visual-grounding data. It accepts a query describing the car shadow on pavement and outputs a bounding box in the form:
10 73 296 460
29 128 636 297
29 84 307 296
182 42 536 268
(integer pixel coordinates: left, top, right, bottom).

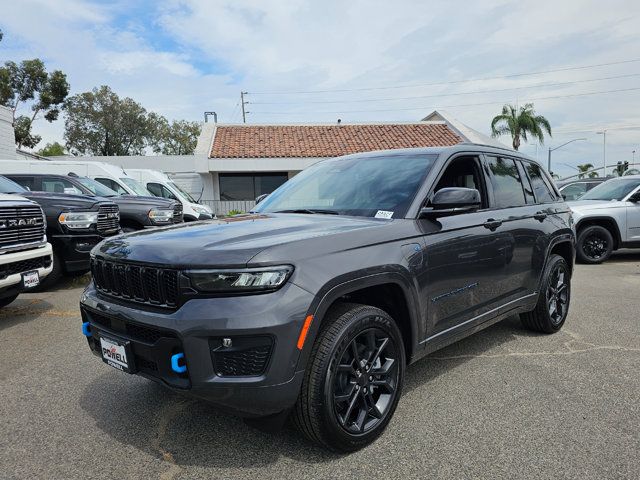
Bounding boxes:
79 314 536 467
0 297 56 331
609 250 640 263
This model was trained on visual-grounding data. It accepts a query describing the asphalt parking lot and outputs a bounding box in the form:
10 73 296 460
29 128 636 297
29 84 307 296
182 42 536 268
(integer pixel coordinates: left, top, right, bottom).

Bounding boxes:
1 252 639 480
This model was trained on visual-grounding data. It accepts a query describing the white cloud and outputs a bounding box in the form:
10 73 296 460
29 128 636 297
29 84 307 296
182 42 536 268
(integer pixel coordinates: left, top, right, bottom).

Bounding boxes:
1 0 639 176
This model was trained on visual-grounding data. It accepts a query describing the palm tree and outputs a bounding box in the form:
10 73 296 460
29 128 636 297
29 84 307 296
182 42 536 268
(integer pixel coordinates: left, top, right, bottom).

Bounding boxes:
577 163 594 179
491 103 552 150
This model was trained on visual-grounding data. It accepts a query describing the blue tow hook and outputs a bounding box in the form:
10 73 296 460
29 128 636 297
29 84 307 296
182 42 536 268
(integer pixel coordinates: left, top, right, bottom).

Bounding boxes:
171 353 187 374
82 322 92 337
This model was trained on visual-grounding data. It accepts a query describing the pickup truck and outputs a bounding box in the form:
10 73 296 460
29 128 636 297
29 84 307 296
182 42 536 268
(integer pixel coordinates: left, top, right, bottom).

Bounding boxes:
0 190 53 307
5 173 184 231
0 175 120 286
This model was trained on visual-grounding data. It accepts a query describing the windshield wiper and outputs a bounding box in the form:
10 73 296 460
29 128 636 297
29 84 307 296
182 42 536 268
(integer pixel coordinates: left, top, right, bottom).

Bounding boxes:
274 208 340 215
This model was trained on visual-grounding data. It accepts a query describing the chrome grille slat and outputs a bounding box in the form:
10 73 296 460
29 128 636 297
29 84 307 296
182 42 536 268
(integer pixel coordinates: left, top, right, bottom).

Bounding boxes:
0 206 46 251
97 205 120 233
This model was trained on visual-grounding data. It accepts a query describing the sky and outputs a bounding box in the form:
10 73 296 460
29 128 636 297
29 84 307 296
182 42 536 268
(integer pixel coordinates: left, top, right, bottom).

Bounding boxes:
1 0 640 178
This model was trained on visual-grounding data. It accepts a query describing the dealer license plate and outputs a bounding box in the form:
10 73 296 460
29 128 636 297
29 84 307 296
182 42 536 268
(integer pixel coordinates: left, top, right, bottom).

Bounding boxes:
22 271 40 289
100 336 133 373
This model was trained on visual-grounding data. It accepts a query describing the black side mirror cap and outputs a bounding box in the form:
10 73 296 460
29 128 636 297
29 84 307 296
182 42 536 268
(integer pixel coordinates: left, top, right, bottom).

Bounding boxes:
255 194 269 204
628 191 640 202
419 187 481 218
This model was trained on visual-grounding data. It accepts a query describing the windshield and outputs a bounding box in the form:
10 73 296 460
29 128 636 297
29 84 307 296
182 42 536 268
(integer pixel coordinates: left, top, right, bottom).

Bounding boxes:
77 177 118 197
255 153 438 218
0 176 27 194
120 177 152 196
580 178 640 201
168 181 197 203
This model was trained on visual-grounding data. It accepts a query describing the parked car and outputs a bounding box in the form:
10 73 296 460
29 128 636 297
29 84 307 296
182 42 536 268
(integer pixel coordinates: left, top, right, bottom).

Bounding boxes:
127 169 213 221
556 177 607 201
0 175 120 286
0 186 53 307
567 175 640 263
80 145 574 452
0 159 153 197
5 173 184 231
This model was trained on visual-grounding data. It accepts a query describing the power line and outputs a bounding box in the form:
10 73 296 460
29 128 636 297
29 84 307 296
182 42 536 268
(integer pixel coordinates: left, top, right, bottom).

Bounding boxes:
250 72 640 105
248 58 640 95
250 86 640 115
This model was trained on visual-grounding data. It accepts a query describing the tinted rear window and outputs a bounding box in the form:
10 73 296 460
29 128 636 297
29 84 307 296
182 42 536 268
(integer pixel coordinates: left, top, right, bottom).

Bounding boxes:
524 162 556 203
486 156 527 208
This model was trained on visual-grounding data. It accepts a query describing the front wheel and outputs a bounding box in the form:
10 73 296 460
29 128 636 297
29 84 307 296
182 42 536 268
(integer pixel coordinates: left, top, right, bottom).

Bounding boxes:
576 225 613 264
293 303 405 452
521 254 571 333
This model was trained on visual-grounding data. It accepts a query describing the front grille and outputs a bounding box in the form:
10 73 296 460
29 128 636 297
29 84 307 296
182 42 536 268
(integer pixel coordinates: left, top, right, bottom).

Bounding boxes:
173 203 183 223
0 254 52 280
97 204 120 234
0 206 46 251
211 336 273 377
91 258 180 309
87 309 175 344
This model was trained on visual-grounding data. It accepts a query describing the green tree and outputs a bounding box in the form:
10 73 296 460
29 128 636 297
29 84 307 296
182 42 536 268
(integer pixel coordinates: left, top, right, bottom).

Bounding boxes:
0 59 69 149
577 163 594 179
150 116 201 155
37 141 66 156
64 86 157 156
491 103 551 151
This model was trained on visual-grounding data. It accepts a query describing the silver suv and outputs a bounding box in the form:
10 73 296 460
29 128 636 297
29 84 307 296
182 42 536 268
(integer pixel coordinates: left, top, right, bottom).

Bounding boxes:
568 175 640 263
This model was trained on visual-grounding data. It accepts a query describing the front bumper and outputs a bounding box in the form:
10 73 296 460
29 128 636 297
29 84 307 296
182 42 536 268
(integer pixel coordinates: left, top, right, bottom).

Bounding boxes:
0 243 53 293
52 234 113 272
80 281 314 417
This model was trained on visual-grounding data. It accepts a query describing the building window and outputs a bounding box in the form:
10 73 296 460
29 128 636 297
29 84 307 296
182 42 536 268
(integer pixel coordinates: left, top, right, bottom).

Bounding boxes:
219 173 288 200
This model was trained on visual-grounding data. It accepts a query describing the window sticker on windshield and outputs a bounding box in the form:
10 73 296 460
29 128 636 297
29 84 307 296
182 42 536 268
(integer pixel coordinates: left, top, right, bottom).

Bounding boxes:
375 210 394 219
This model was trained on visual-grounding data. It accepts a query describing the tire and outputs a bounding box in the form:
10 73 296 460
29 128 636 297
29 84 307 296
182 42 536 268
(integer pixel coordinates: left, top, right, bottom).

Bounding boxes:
0 294 19 308
576 225 614 264
521 254 571 333
293 303 405 452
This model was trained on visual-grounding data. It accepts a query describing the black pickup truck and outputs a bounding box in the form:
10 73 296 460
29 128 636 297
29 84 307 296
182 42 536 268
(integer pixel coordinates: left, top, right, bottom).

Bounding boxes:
0 175 120 286
5 173 183 231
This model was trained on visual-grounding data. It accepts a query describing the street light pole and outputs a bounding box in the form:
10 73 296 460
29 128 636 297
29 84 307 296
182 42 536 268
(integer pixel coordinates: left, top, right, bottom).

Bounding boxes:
597 130 607 176
547 138 587 174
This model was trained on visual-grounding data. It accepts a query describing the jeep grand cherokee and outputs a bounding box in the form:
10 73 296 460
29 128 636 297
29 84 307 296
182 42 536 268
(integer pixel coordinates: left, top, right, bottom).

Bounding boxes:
80 144 575 452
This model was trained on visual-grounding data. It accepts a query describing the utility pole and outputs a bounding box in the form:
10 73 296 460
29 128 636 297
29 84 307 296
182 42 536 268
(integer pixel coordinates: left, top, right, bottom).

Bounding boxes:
240 91 249 123
597 130 607 176
547 138 587 174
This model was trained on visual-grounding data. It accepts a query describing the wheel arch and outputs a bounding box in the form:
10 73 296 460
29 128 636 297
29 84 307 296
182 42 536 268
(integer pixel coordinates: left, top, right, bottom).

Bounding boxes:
300 271 421 369
575 216 621 250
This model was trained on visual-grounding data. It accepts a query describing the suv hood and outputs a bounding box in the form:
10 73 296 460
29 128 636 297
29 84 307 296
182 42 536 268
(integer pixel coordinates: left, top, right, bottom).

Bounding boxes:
94 213 389 267
567 199 627 214
22 191 112 210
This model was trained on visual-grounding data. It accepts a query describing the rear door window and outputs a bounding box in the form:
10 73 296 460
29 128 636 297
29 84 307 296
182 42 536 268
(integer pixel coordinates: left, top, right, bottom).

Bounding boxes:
8 176 35 191
523 162 557 203
485 156 527 208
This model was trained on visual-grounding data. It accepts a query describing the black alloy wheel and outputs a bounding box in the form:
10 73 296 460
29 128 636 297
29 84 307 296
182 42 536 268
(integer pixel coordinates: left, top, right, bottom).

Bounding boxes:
293 303 405 452
332 328 399 435
576 225 614 264
546 262 569 326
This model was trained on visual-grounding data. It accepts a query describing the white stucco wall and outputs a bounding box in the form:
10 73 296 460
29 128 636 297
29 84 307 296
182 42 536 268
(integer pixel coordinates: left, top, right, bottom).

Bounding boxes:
0 106 16 160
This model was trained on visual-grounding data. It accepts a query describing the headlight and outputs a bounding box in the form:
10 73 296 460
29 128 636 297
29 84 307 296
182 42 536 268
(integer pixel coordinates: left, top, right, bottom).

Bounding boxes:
193 204 211 215
58 211 98 229
186 266 293 293
148 208 174 224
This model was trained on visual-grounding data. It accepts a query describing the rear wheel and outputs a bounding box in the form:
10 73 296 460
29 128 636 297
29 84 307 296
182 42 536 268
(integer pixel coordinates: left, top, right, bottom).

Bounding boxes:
576 225 613 264
293 303 405 452
521 254 571 333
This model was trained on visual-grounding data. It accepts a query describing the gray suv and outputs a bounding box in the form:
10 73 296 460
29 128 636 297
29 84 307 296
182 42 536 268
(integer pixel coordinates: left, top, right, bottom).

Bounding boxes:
568 175 640 263
80 144 575 451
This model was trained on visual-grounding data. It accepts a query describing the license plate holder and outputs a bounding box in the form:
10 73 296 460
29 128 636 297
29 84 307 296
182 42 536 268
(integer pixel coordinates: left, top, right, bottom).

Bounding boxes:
22 270 40 289
99 335 136 374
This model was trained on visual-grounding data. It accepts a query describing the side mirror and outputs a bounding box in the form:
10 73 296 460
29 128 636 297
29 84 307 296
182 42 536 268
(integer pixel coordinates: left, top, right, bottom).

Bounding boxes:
628 191 640 202
255 193 269 204
419 187 481 218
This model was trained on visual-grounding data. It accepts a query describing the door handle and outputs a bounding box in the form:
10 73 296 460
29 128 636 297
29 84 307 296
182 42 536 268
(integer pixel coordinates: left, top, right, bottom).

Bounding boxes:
484 218 502 230
534 211 548 221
